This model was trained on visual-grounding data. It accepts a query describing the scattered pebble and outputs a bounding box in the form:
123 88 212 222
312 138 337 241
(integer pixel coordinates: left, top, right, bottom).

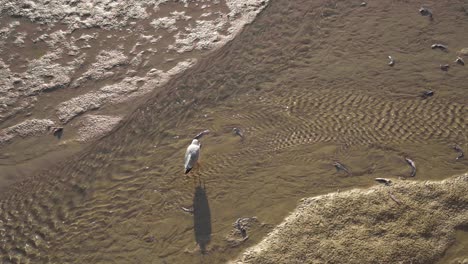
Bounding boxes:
235 218 248 238
233 217 258 238
181 206 194 214
143 235 156 243
360 2 367 7
431 44 448 51
375 178 392 185
440 64 450 71
232 127 244 138
404 157 416 177
421 90 434 99
387 56 395 66
455 57 465 66
419 7 433 18
333 161 351 176
453 145 464 160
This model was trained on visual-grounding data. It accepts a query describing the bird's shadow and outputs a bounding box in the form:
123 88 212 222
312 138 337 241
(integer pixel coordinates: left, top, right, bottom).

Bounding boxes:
193 179 211 254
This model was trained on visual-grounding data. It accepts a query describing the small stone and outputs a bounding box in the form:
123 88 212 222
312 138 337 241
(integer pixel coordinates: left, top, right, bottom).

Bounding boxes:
419 7 433 18
375 178 392 185
431 44 448 51
388 56 395 66
232 128 244 138
440 64 450 71
421 90 434 99
143 235 156 243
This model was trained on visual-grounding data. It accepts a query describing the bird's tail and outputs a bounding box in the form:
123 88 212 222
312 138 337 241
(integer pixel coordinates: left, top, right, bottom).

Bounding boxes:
185 167 192 174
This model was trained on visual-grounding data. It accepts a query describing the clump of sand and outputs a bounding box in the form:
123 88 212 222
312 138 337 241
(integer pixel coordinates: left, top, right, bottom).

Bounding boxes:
0 118 55 144
233 174 468 264
75 115 122 142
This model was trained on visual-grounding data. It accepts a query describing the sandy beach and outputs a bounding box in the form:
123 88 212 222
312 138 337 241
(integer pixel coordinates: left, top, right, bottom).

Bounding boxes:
0 0 467 263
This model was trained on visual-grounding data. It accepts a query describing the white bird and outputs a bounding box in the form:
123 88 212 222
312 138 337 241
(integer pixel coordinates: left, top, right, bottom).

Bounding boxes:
184 139 200 174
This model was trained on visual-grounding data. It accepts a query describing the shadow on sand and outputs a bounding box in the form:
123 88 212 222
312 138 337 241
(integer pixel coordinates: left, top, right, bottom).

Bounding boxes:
193 180 211 254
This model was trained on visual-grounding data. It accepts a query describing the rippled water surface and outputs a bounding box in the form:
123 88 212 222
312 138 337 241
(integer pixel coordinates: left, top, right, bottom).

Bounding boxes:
1 0 468 263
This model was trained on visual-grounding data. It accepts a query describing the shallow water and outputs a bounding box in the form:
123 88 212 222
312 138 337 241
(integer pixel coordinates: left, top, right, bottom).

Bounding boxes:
438 226 468 264
0 0 233 188
1 0 468 263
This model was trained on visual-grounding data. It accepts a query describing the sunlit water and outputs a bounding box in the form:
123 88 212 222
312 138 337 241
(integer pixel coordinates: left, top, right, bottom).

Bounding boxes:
1 0 467 263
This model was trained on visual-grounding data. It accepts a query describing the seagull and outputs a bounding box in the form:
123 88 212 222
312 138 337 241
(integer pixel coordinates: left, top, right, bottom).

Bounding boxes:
184 139 201 174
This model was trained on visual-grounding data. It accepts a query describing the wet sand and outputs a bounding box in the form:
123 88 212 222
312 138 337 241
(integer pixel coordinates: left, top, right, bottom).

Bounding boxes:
0 0 268 190
0 0 467 263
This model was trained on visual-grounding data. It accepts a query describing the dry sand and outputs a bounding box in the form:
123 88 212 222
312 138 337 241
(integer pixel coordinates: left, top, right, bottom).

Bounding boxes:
233 174 468 264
